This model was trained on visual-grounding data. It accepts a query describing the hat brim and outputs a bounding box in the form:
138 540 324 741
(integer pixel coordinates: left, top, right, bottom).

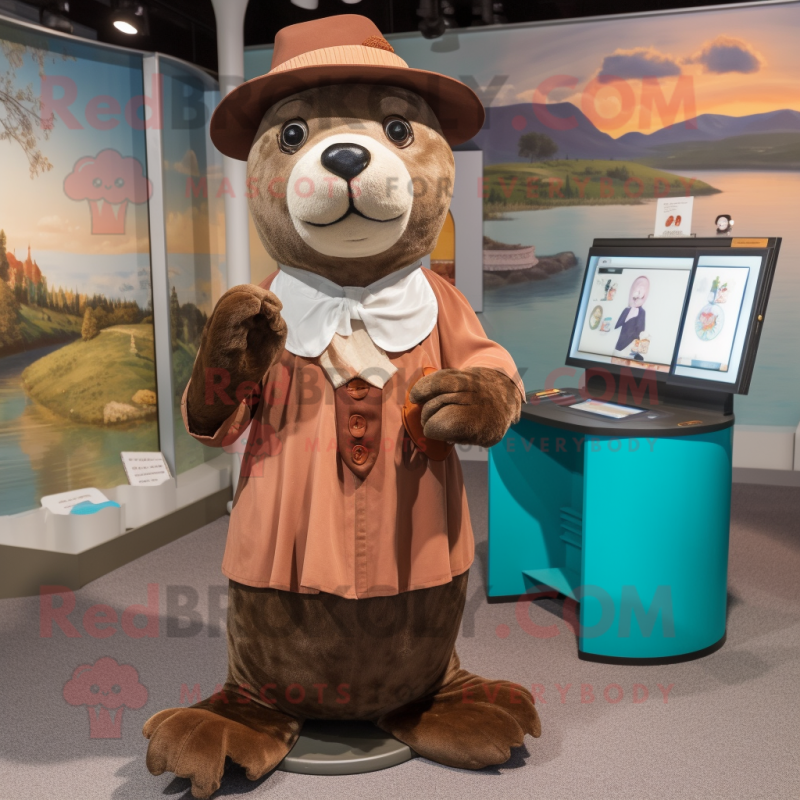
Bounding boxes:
210 64 485 161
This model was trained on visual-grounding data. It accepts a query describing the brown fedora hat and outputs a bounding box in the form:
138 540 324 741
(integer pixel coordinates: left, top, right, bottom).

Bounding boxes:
210 14 485 161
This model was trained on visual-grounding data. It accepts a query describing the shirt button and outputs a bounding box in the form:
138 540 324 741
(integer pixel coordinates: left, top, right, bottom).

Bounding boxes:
346 379 370 400
349 414 366 438
352 444 368 465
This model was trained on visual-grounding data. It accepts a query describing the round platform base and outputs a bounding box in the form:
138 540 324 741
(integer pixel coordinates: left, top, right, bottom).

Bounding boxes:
578 632 727 665
277 720 415 775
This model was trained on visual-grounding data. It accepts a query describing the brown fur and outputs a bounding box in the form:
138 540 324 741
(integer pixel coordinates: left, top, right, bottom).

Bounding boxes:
247 85 454 287
152 83 536 799
185 284 286 437
411 366 522 449
144 573 540 798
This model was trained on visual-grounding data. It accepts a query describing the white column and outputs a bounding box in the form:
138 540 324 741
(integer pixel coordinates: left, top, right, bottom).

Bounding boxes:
210 0 251 288
210 0 251 512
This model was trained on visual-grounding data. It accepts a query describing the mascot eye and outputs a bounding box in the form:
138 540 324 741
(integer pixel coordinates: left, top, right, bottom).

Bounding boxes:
383 116 413 147
279 120 308 153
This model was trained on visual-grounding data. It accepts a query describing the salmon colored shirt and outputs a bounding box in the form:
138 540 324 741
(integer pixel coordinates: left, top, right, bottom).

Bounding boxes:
182 268 523 599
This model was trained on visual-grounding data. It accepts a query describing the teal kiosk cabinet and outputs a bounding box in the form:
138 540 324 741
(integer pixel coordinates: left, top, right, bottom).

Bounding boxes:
489 386 734 663
488 237 780 664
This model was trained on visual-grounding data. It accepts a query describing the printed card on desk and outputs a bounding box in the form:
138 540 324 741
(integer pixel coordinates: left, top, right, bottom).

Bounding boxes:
120 452 172 486
41 488 111 515
654 197 694 237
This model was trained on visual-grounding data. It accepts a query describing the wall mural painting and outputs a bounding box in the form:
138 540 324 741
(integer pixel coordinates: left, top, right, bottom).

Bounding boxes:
383 4 800 428
0 22 156 515
245 5 800 426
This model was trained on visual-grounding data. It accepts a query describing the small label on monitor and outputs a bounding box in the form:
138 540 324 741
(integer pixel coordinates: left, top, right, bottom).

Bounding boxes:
731 238 768 248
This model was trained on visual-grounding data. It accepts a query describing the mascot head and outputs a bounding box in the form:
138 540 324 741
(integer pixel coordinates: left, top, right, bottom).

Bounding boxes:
211 15 484 286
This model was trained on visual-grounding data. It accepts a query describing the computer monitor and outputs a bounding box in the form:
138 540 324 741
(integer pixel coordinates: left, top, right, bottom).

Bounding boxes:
566 238 780 394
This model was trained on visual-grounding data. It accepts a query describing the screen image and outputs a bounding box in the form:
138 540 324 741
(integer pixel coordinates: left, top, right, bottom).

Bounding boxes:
673 255 765 385
572 256 694 372
675 265 750 373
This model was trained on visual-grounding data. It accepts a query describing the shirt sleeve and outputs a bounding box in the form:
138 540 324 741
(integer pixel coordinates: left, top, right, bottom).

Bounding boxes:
429 271 525 401
180 379 253 448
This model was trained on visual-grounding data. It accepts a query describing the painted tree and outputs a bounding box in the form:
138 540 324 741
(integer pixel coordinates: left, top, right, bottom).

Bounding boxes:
0 279 23 349
0 41 66 178
518 132 558 163
81 307 98 341
0 229 9 282
170 286 181 349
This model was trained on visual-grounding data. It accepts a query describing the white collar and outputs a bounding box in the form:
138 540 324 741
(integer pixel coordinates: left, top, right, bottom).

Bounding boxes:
270 262 438 358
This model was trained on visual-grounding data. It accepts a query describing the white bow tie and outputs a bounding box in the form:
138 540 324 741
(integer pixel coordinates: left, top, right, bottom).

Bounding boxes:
270 262 439 358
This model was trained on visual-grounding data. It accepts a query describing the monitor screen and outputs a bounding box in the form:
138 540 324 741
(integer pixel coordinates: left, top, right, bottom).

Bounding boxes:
570 255 694 373
673 255 764 384
566 246 773 392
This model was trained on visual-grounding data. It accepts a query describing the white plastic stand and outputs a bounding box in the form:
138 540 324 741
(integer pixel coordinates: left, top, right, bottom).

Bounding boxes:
0 455 231 555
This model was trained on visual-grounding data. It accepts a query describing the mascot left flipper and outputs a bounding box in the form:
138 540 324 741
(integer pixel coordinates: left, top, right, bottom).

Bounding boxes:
144 696 302 799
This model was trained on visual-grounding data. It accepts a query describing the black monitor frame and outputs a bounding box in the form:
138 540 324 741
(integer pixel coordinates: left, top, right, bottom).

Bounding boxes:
565 237 781 396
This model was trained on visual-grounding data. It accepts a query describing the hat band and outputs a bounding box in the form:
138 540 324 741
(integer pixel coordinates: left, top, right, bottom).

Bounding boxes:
270 44 409 75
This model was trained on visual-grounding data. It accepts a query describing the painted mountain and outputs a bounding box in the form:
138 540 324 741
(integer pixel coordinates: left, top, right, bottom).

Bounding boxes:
469 102 645 162
618 109 800 147
469 103 800 169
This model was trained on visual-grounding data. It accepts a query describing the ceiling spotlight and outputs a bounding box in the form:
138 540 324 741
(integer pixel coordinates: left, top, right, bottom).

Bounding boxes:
418 0 445 39
40 1 73 34
441 1 458 28
491 2 507 24
471 0 506 25
114 20 137 34
112 1 149 36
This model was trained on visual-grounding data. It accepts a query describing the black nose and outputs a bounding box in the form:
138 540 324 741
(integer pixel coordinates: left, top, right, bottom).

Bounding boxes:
320 143 371 182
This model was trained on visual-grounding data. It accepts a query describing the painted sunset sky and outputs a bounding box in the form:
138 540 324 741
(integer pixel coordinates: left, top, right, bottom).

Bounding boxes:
382 2 800 136
0 20 226 310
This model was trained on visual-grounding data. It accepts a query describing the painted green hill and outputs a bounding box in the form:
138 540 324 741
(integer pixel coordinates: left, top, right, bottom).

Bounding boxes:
19 304 81 344
22 323 157 425
643 132 800 170
484 159 720 214
0 293 81 356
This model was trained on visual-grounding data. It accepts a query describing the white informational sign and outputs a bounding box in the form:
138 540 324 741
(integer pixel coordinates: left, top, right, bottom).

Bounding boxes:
41 488 111 515
654 197 694 237
120 452 172 486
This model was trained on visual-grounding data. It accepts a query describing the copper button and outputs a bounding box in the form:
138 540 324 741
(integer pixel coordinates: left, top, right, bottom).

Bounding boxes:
351 444 368 465
349 414 366 438
346 379 370 400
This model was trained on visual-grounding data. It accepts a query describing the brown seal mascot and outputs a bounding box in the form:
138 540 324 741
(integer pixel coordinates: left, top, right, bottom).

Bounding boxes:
143 15 540 798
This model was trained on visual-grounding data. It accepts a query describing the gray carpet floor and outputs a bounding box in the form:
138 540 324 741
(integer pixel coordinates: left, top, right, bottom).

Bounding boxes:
1 463 798 800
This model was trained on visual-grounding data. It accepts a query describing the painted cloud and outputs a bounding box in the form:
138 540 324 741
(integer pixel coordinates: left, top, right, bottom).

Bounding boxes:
686 35 765 74
597 47 682 82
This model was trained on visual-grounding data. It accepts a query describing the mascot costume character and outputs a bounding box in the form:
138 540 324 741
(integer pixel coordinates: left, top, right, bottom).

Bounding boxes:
143 15 540 797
